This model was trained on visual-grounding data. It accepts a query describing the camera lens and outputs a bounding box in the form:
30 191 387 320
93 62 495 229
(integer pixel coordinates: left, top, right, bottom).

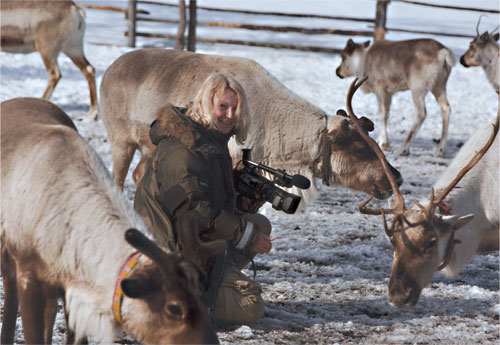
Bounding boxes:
282 195 301 214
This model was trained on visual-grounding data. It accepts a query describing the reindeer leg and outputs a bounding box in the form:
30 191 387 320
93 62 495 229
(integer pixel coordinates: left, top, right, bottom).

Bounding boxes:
397 90 427 156
132 154 152 187
68 55 98 121
375 91 392 150
1 246 18 345
111 141 137 190
64 310 88 345
432 88 450 158
38 51 62 101
43 293 58 344
64 323 88 345
16 269 46 345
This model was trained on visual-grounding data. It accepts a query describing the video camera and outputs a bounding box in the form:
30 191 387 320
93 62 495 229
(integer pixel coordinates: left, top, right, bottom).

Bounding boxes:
234 149 311 214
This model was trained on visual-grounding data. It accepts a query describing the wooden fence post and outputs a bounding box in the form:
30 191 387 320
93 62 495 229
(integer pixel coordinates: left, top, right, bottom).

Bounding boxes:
374 0 389 41
128 0 137 47
175 0 186 49
187 0 197 52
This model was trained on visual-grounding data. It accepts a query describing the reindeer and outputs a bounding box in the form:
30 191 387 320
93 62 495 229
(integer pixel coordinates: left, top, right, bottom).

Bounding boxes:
336 38 455 157
0 98 220 344
0 1 98 119
460 16 500 93
346 78 499 310
99 48 402 205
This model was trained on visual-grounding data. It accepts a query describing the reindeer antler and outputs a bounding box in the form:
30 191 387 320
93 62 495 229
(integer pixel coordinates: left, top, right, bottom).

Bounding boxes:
432 112 499 214
476 14 488 36
124 228 180 281
346 77 406 221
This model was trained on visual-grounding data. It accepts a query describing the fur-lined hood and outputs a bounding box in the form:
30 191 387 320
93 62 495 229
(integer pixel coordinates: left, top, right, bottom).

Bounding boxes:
150 104 196 148
149 104 232 150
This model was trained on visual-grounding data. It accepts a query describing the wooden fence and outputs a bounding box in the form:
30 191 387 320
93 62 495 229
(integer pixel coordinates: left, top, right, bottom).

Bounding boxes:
78 0 499 53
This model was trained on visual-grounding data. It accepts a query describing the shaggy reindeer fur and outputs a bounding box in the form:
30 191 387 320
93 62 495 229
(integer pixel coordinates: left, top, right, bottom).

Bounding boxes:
433 122 499 276
1 98 217 344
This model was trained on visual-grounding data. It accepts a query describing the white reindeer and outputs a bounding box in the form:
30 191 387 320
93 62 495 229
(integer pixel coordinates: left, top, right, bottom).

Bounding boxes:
0 0 98 119
347 78 499 310
460 17 500 93
0 98 219 344
99 48 403 205
336 38 455 157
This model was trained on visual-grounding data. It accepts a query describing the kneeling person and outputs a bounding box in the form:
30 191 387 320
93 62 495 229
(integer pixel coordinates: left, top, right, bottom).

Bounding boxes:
134 73 274 325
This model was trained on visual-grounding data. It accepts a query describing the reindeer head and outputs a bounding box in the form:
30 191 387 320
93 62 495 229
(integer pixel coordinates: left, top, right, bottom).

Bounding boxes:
460 15 500 68
346 77 499 310
385 201 474 310
323 108 402 199
336 38 371 79
119 229 220 344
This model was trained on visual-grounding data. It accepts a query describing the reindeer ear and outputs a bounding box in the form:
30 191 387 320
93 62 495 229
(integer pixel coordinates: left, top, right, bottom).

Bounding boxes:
363 40 371 48
440 214 474 231
480 31 490 40
121 277 156 298
359 116 375 132
346 39 355 52
493 33 499 41
336 109 348 117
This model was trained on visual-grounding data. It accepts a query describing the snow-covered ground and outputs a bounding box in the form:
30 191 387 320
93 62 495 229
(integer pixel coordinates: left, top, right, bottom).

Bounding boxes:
1 1 499 344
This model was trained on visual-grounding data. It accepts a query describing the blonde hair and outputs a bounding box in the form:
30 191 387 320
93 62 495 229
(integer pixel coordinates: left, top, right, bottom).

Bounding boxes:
186 73 249 144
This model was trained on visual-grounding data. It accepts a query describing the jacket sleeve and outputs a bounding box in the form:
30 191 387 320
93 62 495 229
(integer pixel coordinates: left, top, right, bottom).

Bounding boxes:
153 144 256 248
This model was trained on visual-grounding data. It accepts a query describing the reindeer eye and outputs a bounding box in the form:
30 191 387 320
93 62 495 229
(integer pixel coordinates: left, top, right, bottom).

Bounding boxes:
425 238 437 251
166 303 184 319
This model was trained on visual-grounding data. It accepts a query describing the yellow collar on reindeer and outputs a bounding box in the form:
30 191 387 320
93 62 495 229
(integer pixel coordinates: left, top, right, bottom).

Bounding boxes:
112 251 140 324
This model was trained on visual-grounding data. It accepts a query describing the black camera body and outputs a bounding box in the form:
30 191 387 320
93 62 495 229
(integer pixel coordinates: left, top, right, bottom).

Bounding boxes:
234 149 311 214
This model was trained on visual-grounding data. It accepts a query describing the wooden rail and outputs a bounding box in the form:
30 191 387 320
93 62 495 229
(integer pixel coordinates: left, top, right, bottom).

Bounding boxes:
77 3 149 14
136 17 373 37
369 26 476 39
126 31 342 53
136 16 477 40
396 0 499 14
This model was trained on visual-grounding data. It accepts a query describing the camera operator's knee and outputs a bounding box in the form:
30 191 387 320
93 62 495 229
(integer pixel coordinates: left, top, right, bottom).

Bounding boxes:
243 213 271 236
213 267 265 325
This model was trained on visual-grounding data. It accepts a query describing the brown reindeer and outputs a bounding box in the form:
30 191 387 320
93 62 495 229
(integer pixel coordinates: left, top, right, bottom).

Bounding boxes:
346 78 499 310
460 16 499 93
99 48 402 204
0 1 98 119
0 98 219 344
336 38 455 157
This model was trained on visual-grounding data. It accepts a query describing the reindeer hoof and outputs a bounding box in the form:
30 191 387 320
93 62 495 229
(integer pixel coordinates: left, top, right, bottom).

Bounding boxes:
86 109 99 121
395 146 410 156
377 139 390 150
434 147 446 158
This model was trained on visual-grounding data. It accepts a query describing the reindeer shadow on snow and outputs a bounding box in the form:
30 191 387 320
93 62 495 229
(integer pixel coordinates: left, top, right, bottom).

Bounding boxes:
246 293 498 333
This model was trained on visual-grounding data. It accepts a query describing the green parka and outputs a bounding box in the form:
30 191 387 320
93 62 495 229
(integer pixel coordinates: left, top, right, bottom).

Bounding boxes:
134 105 256 256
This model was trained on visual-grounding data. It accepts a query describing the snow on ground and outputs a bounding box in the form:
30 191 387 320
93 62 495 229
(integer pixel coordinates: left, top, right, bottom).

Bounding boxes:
1 1 499 344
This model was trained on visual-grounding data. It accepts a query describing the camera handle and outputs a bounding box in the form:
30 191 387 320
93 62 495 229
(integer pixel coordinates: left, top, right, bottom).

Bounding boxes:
240 149 310 189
